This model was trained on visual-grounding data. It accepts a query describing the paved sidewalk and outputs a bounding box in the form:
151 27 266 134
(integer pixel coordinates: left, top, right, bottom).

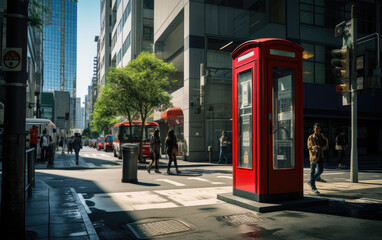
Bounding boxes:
25 179 99 240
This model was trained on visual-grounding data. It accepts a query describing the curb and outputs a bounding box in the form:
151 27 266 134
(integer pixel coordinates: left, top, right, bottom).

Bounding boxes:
70 187 100 240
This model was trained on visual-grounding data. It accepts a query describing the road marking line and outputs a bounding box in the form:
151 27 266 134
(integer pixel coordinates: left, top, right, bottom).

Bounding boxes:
187 177 209 182
216 176 233 179
188 177 224 185
156 179 185 186
77 193 92 214
322 173 346 175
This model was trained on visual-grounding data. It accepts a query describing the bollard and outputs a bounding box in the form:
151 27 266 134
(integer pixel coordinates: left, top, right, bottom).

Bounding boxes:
208 146 213 163
121 144 138 183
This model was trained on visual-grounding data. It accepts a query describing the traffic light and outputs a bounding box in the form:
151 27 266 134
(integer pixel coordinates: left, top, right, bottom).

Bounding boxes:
331 46 350 93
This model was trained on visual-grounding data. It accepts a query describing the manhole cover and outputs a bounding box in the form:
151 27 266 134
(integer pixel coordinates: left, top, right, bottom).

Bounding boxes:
223 213 262 225
126 219 194 239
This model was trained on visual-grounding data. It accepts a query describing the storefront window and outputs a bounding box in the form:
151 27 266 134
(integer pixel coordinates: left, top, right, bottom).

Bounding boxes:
272 67 295 169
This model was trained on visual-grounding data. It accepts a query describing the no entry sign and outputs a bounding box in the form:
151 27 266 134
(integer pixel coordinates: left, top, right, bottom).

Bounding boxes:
2 48 22 71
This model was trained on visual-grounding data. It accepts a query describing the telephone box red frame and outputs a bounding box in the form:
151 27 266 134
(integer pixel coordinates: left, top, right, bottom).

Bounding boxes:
232 38 304 202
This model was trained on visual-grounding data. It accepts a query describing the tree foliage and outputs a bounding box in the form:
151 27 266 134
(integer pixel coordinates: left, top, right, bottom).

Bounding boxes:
107 52 177 161
90 83 118 134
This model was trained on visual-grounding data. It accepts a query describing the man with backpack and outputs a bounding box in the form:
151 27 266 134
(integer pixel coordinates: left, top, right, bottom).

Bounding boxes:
73 133 82 165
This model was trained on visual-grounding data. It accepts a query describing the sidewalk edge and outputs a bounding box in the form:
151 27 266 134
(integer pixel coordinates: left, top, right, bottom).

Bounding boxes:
70 187 100 240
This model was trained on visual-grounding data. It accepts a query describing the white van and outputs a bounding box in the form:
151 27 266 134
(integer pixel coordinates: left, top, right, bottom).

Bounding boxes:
26 118 57 160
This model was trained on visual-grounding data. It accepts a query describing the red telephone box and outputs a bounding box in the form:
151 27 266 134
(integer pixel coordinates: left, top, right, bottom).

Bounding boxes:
231 38 304 203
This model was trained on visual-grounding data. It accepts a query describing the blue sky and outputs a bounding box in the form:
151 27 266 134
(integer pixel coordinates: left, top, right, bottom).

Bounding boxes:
77 0 100 106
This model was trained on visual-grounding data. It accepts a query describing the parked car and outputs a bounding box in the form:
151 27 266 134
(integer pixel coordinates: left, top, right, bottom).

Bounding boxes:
97 138 105 151
104 134 114 152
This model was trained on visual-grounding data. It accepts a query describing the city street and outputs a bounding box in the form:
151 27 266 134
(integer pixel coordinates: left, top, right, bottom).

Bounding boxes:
32 147 382 239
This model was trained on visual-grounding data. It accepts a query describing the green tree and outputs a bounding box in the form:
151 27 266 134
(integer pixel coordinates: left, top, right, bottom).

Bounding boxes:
106 67 139 142
122 52 176 162
90 83 118 134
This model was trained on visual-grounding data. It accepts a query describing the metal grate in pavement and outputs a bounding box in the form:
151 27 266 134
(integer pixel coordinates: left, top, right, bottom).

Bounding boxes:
126 219 194 239
223 213 262 225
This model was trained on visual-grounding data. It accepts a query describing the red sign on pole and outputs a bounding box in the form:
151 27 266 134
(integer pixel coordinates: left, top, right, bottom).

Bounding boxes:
2 48 22 71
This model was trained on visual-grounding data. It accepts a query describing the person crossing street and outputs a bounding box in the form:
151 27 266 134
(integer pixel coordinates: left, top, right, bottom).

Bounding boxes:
307 123 328 194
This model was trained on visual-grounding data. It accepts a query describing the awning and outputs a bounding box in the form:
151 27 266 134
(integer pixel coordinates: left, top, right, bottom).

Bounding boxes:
160 107 183 119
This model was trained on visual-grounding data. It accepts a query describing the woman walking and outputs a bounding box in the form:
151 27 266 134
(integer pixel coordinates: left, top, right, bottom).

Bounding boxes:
147 129 161 173
166 129 181 174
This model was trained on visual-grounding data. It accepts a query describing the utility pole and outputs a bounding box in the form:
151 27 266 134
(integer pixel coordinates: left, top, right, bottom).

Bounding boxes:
350 5 358 183
0 0 28 239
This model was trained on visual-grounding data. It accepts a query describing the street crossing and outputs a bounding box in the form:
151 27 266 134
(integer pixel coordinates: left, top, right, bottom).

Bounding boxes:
79 186 232 213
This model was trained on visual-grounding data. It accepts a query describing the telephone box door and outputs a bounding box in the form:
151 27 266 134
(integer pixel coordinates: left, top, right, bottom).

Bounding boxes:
267 60 302 195
233 60 257 193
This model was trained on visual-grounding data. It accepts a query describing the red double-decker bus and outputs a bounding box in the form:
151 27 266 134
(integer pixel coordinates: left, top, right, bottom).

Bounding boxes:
112 120 159 159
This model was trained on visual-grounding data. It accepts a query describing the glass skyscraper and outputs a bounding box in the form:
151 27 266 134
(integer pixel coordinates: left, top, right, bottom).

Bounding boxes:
43 0 77 97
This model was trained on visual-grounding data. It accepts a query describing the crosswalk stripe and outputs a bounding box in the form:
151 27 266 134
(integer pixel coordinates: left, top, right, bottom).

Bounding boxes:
187 177 209 182
156 179 185 186
188 177 224 185
216 176 233 179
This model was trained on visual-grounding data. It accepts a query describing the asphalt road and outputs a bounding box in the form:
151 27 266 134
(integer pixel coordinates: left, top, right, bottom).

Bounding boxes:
35 147 382 240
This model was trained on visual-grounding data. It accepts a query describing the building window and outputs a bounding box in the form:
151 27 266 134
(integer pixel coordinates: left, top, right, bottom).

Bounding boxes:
143 26 153 41
302 42 333 84
143 0 154 10
269 0 285 24
300 0 348 28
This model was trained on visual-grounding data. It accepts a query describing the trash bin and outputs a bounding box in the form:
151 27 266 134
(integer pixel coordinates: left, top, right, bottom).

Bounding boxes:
121 144 138 183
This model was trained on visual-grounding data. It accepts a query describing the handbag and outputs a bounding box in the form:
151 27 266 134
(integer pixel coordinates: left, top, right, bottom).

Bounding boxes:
172 147 178 156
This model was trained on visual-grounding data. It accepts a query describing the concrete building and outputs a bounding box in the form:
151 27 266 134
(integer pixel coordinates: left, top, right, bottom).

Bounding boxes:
54 91 70 132
98 0 113 86
84 91 91 129
111 0 154 68
153 0 382 162
74 98 82 129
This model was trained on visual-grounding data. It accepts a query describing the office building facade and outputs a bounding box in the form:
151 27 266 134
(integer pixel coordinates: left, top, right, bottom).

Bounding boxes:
43 0 77 97
111 0 154 68
154 0 382 161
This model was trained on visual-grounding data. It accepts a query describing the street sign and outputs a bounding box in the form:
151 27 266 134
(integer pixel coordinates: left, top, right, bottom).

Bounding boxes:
2 48 22 71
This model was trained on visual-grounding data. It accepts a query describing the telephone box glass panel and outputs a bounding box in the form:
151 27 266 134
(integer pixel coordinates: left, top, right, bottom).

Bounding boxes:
272 67 295 169
237 69 253 169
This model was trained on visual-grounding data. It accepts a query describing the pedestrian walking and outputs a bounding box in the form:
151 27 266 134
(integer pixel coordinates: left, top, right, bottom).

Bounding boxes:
307 123 328 194
68 136 73 154
335 128 346 168
147 129 161 174
165 129 181 174
73 133 82 165
218 131 230 164
40 129 49 162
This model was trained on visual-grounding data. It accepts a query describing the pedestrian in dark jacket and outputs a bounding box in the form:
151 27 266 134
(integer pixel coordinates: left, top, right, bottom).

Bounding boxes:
147 129 161 174
165 129 181 174
73 133 82 165
335 128 346 168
